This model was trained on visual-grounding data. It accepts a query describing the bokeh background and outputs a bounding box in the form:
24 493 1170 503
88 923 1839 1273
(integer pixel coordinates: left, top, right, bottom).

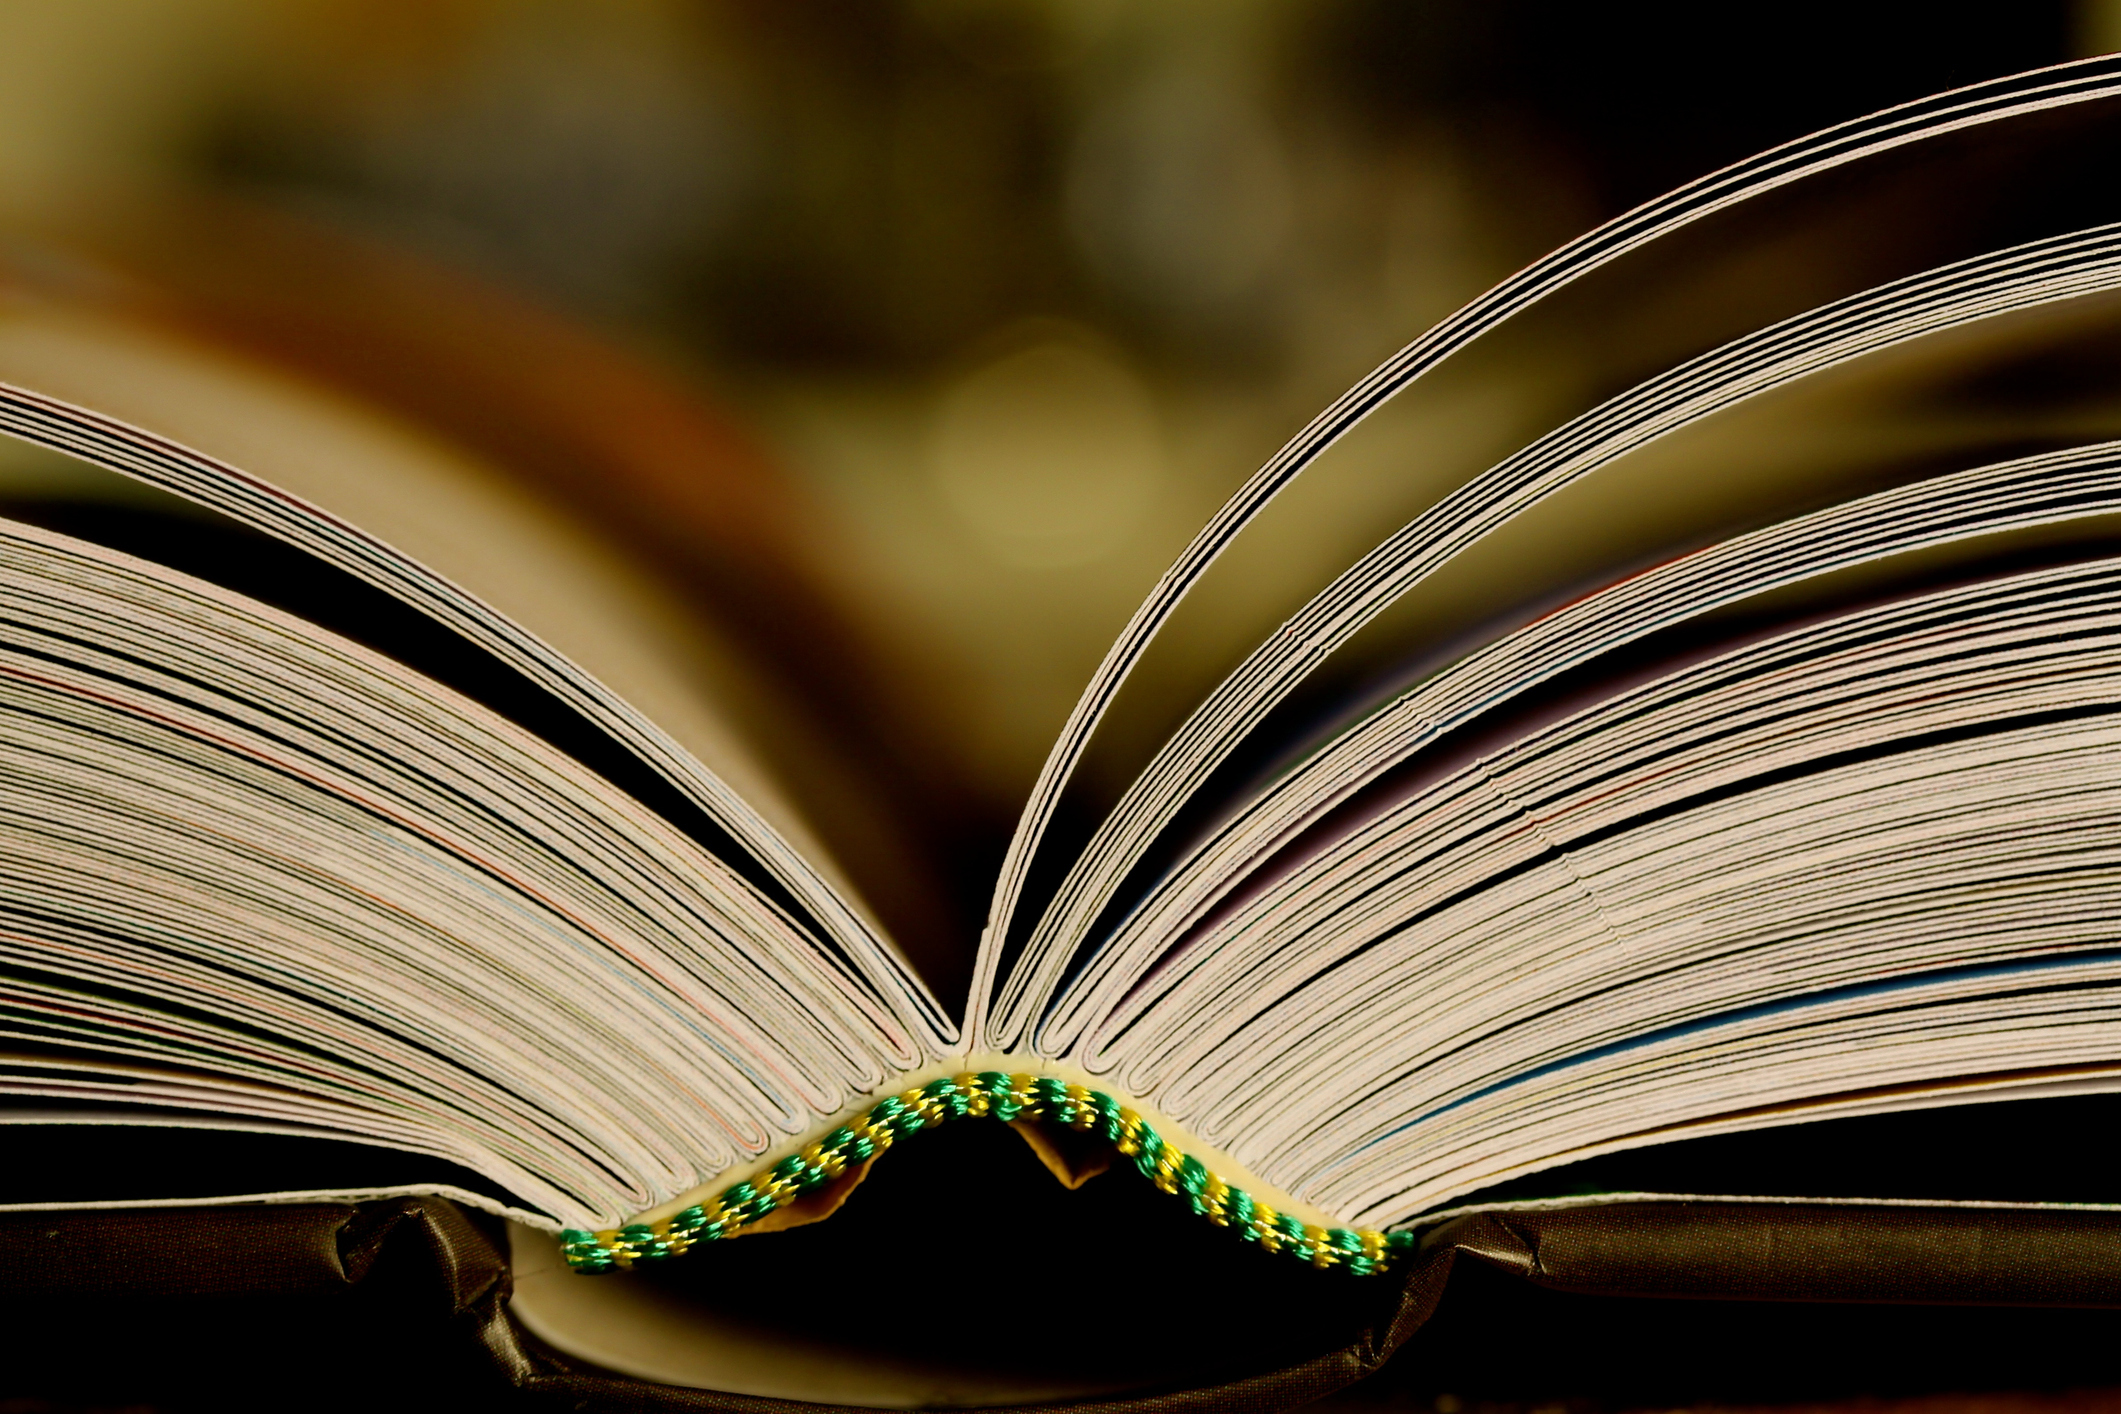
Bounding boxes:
0 0 2103 955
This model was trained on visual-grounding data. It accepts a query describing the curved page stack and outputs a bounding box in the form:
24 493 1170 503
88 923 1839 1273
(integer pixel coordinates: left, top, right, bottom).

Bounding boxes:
6 57 2121 1324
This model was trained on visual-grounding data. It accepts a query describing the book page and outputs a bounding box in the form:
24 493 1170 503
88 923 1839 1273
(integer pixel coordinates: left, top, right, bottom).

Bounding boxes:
969 59 2121 1049
0 362 953 1055
0 513 928 1229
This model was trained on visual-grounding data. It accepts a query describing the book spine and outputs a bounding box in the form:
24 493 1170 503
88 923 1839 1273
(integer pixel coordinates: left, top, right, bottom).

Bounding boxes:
559 1073 1414 1276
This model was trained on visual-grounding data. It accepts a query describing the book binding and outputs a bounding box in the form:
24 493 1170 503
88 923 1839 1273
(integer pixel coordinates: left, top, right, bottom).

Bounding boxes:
558 1073 1413 1276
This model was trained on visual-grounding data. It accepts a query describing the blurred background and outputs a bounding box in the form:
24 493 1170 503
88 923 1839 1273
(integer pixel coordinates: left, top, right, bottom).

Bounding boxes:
0 0 2103 961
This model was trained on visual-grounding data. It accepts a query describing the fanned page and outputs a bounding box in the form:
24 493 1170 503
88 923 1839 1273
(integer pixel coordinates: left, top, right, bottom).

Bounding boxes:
0 509 930 1229
0 384 950 1056
12 53 2121 1310
968 55 2121 1237
0 397 952 1232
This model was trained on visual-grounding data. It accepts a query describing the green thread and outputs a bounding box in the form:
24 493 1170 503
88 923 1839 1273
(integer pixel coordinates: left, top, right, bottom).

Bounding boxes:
559 1072 1414 1277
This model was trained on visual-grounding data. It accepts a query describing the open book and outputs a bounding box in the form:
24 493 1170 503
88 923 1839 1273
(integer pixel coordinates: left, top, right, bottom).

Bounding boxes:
12 54 2121 1403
